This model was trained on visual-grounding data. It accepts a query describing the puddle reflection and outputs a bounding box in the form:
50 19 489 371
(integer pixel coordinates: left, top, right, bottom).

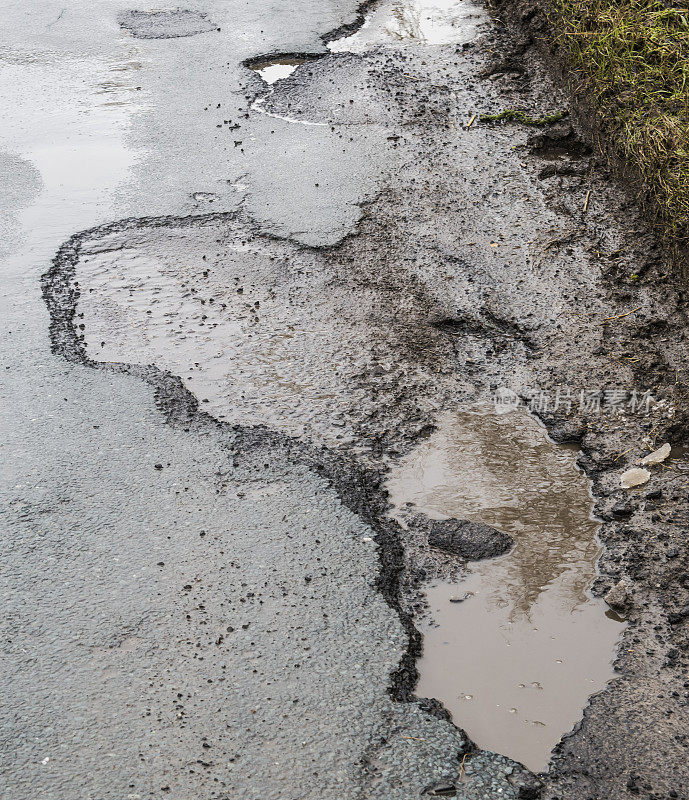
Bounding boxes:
329 0 487 52
387 406 624 771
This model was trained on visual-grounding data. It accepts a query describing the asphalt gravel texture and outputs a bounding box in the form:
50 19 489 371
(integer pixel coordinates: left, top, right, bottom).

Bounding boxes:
3 1 689 799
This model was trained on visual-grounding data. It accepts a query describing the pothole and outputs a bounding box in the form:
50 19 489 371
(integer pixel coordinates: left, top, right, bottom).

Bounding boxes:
246 55 328 125
247 56 318 85
328 0 487 52
387 405 625 772
117 9 217 40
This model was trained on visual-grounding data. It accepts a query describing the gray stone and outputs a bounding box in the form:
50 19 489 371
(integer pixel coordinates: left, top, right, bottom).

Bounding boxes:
427 519 513 561
604 580 630 611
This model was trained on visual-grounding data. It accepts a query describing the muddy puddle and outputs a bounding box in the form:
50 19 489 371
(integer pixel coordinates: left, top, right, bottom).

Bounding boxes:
329 0 487 52
387 406 624 772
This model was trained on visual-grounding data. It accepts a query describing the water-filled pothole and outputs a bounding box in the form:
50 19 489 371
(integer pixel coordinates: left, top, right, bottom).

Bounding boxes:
247 56 328 126
387 406 624 772
247 57 315 85
328 0 487 52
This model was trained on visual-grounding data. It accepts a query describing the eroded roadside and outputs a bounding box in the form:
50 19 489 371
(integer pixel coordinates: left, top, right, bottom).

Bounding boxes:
37 1 689 798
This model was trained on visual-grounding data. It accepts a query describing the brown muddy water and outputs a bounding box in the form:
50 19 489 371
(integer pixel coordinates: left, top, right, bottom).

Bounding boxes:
387 405 624 772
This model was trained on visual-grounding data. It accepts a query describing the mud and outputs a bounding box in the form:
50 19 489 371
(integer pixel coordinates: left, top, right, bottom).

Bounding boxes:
6 0 689 797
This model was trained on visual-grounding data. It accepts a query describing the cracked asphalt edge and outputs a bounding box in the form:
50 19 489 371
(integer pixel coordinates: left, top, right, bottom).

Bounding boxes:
40 201 544 798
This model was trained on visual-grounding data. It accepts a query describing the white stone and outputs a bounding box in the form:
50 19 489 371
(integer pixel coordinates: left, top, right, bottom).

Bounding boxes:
620 467 651 488
640 443 671 465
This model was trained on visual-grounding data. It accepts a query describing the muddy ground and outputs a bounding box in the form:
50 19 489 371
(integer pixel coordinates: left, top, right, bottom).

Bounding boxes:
3 0 689 798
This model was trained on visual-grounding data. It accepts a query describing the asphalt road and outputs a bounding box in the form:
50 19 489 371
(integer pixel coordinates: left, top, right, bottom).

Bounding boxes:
3 1 689 799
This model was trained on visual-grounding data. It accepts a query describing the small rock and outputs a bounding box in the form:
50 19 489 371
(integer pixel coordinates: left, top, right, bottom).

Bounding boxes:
668 605 689 624
427 518 513 561
611 501 633 518
641 443 671 465
605 580 630 611
620 468 650 489
154 463 163 470
667 547 680 559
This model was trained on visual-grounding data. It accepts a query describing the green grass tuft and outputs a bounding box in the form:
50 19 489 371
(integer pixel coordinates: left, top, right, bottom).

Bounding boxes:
548 0 689 243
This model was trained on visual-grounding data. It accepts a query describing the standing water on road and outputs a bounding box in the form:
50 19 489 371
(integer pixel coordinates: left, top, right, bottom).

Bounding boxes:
248 57 314 85
387 406 624 772
328 0 487 52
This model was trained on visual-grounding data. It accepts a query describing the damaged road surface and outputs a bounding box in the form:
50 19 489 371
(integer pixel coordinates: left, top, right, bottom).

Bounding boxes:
3 0 689 798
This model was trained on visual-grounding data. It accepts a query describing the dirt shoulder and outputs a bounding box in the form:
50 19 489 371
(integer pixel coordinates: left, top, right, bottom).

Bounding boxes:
491 0 689 265
466 7 689 795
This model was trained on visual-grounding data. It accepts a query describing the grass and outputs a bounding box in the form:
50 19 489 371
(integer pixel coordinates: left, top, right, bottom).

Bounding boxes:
479 109 569 125
546 0 689 244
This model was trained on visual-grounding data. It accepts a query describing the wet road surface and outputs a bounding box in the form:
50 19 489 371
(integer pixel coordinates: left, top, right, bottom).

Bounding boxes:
3 1 689 799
